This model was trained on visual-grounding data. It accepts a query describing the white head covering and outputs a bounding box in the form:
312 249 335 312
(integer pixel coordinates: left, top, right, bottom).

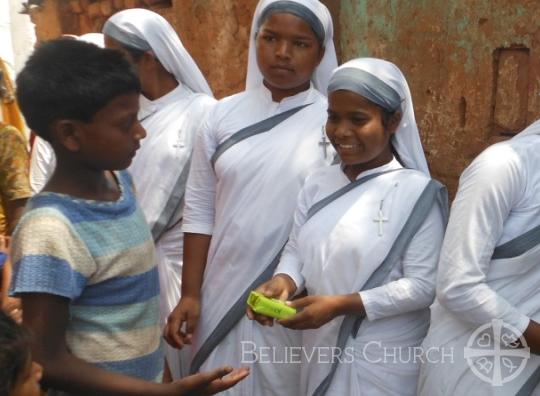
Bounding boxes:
102 8 213 96
328 57 430 175
246 0 338 94
78 33 105 48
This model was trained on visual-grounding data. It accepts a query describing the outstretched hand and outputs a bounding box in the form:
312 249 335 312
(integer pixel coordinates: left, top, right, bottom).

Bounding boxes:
172 366 250 395
246 274 297 327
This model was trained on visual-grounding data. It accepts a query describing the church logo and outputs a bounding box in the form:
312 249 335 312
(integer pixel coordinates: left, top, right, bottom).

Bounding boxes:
465 319 530 386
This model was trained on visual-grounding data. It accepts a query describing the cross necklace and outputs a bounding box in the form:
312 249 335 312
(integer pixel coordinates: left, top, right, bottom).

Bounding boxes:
319 126 331 159
373 182 398 236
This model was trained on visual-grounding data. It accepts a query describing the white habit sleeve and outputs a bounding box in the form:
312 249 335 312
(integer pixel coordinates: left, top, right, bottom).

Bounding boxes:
436 144 530 334
29 137 56 194
360 201 444 321
274 183 309 294
181 111 217 235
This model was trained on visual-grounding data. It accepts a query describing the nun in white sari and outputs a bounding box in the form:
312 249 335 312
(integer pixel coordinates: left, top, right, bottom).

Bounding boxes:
165 1 338 394
254 58 447 396
418 120 540 395
102 9 216 380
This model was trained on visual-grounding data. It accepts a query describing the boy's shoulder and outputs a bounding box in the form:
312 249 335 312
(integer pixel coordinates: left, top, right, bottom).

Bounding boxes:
25 170 136 221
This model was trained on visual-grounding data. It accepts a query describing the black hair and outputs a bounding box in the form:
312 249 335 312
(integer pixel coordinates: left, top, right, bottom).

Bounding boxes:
121 44 146 62
379 107 405 165
381 108 397 130
16 39 141 142
0 311 32 396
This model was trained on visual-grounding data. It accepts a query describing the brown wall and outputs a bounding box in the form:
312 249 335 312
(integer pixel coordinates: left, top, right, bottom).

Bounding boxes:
30 0 338 98
340 0 540 195
29 1 540 195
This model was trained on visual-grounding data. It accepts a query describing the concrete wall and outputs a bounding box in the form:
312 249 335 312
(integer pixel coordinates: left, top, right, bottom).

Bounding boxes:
340 0 540 195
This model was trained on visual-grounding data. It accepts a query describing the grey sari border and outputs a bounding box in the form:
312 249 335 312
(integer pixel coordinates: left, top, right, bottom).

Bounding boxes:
306 168 405 221
151 159 192 242
492 223 540 260
516 364 540 396
189 242 287 374
210 103 312 167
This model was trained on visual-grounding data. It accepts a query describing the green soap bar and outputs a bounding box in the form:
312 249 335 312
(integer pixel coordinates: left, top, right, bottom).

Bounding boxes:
247 291 296 320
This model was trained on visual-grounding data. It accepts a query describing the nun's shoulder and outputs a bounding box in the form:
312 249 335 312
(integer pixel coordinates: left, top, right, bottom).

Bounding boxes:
303 163 343 188
397 168 437 187
461 137 536 183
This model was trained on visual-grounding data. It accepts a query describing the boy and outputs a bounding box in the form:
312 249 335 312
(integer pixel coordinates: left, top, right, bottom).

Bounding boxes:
11 39 248 396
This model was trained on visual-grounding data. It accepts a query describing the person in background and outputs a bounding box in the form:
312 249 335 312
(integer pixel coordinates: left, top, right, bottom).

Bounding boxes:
0 122 30 236
418 112 540 394
102 8 216 380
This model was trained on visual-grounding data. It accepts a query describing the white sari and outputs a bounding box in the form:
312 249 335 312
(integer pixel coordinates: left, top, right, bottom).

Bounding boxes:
275 161 445 395
183 84 333 395
419 121 540 395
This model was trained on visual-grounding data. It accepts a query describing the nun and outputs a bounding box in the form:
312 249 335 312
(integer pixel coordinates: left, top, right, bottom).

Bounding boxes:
418 114 540 394
164 1 338 394
251 58 447 396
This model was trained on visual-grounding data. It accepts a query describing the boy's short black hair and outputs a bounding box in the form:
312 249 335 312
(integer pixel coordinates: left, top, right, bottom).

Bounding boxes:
0 311 31 396
16 39 141 142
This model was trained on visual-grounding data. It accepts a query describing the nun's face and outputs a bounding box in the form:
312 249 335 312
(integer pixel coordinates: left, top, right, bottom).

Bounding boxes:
256 12 324 99
326 90 397 176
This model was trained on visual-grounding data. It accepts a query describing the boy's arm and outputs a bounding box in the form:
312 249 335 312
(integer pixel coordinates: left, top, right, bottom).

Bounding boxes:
22 293 248 396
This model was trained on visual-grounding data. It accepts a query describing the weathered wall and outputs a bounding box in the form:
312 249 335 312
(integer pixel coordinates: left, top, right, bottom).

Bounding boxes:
341 0 540 195
29 0 338 98
28 1 540 194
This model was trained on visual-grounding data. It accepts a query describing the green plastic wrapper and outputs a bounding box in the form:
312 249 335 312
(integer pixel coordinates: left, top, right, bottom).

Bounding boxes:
247 291 297 320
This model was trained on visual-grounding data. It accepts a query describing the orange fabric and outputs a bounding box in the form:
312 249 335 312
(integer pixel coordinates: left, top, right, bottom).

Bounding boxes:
0 59 26 141
0 123 31 235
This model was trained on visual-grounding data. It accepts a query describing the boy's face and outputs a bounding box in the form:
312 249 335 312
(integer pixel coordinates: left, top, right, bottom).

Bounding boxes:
70 92 146 170
10 356 42 396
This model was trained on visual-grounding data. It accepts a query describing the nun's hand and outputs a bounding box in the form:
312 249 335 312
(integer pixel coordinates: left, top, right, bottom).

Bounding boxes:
279 294 364 330
246 274 297 327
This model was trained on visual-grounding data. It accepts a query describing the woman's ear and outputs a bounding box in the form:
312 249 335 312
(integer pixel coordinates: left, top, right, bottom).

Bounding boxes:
51 119 81 152
387 111 402 135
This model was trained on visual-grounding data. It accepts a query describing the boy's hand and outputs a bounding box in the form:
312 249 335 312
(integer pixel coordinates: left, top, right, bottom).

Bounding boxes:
164 295 200 349
246 274 297 327
170 366 249 395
